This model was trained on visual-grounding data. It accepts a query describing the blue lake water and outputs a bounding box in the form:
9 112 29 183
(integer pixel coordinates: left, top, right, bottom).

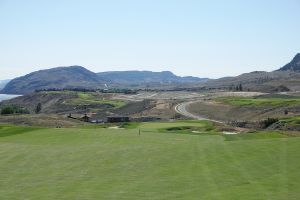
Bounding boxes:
0 94 21 102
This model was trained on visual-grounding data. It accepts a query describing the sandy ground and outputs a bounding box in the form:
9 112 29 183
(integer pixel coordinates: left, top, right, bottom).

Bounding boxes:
175 101 224 123
223 131 238 135
114 91 264 101
113 91 206 101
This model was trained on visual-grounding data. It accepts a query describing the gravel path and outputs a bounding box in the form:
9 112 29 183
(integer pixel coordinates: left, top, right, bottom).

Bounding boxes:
175 101 223 123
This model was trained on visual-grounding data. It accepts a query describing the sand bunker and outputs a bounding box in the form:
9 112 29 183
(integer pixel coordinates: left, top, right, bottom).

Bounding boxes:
223 131 238 135
108 126 124 129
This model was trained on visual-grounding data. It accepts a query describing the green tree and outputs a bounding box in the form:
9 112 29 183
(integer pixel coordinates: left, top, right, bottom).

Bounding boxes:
35 103 42 114
239 83 243 91
1 106 14 115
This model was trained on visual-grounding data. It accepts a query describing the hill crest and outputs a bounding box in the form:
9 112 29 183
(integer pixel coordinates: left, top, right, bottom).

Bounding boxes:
278 53 300 72
1 66 101 94
1 67 206 94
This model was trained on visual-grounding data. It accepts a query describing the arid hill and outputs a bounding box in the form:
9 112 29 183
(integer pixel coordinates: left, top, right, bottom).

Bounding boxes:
2 66 102 94
1 67 206 94
278 53 300 72
203 53 300 92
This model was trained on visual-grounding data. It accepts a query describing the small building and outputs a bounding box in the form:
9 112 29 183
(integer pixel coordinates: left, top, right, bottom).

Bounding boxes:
107 116 130 123
81 114 90 122
90 119 104 124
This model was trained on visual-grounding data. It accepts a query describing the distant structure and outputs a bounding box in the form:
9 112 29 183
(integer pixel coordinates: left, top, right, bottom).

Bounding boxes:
90 119 104 124
107 116 130 123
81 114 90 122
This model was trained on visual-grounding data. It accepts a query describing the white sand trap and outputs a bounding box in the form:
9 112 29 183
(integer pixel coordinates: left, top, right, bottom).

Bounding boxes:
108 126 124 129
223 131 238 135
192 131 202 133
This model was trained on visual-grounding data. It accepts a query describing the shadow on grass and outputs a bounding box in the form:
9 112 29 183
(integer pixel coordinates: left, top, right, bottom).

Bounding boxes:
0 125 40 137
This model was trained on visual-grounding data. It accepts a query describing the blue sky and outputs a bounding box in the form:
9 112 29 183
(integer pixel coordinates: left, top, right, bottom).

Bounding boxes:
0 0 299 79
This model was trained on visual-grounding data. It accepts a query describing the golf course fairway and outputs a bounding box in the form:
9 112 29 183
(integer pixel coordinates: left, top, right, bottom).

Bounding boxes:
0 121 299 200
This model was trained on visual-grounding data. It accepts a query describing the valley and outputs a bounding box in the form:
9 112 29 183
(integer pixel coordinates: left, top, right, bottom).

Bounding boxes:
2 1 299 199
1 89 300 133
0 54 300 200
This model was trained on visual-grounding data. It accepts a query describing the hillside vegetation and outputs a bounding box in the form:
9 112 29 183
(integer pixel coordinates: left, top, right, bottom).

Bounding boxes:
216 96 300 106
0 91 127 116
64 92 126 108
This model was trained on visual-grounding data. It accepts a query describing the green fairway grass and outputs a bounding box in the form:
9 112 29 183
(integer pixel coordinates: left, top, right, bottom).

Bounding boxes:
41 91 126 108
65 92 126 108
0 121 299 199
217 96 300 106
222 131 287 141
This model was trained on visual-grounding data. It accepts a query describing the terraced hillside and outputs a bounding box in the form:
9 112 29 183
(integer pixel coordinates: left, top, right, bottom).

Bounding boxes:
186 94 300 130
0 91 173 122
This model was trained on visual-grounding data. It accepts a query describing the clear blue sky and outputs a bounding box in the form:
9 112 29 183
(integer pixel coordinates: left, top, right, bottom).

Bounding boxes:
0 0 299 79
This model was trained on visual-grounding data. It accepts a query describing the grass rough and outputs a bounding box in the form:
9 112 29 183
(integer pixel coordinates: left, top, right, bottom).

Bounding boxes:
217 96 300 106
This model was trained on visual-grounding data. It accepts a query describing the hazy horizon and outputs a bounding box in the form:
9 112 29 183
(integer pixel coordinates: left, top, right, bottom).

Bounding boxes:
1 0 299 80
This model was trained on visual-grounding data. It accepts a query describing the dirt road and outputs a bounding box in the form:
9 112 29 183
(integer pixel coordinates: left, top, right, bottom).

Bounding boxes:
175 101 223 123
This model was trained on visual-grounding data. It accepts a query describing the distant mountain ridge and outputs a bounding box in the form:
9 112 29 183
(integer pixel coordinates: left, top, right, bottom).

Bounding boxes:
2 53 300 94
1 67 206 94
1 66 102 94
97 71 206 84
278 53 300 72
203 53 300 92
0 79 11 90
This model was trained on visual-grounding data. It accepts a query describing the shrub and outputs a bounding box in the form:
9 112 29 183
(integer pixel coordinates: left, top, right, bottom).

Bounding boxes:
1 106 14 114
260 118 279 128
0 105 30 115
35 103 42 114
